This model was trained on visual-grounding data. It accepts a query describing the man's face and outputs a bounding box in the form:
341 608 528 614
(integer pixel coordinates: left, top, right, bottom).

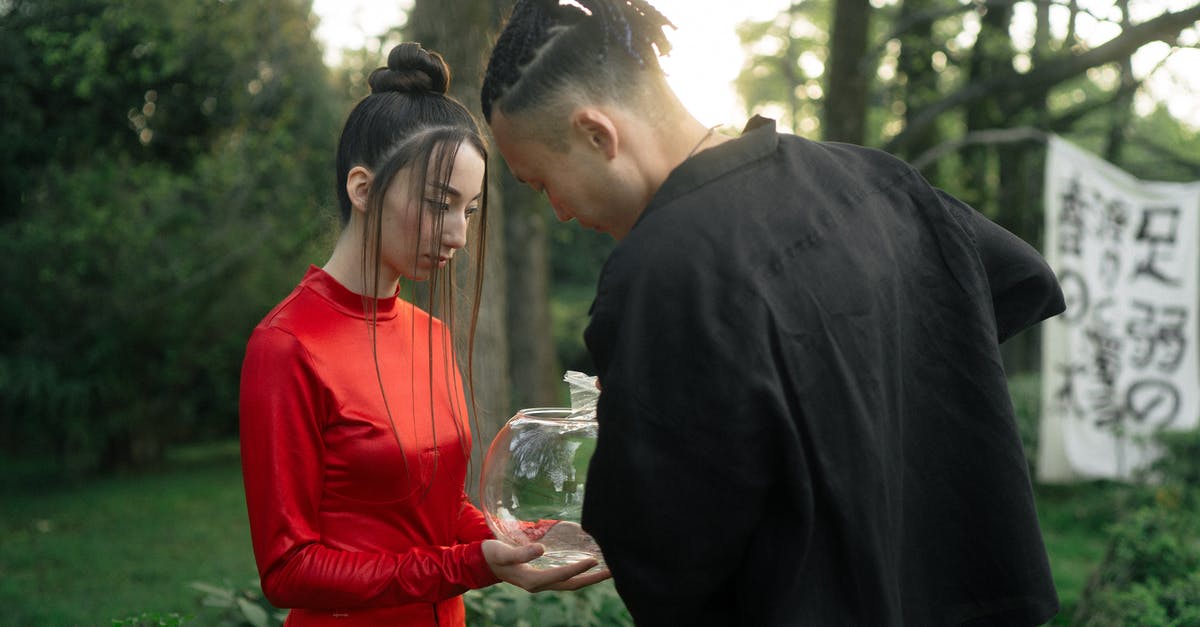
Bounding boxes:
489 110 630 238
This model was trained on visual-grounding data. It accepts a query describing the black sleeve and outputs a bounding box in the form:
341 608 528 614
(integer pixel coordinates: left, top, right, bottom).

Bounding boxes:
938 190 1065 343
582 248 787 624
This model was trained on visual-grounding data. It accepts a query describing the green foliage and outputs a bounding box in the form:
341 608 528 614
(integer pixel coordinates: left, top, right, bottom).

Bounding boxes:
111 611 190 627
1034 481 1129 622
0 0 341 475
548 222 613 375
733 1 831 136
1148 430 1200 509
190 581 287 627
465 581 632 627
1007 371 1043 475
1072 429 1200 626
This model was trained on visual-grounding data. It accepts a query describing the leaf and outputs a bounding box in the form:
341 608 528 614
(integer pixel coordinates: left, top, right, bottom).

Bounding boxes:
188 581 234 603
236 598 269 627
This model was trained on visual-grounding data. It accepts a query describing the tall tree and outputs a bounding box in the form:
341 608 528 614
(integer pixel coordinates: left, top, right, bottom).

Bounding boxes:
884 3 1200 155
406 0 524 471
895 0 945 180
0 0 339 473
735 1 830 135
824 0 872 143
502 171 562 409
1104 0 1137 163
962 0 1016 215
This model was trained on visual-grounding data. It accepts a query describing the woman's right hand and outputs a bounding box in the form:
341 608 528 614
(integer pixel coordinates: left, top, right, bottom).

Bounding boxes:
481 539 611 592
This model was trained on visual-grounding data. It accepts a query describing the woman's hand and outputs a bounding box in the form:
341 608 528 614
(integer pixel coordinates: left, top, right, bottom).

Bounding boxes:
482 539 611 592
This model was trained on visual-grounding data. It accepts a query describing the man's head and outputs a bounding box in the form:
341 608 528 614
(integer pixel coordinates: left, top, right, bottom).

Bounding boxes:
481 0 675 136
481 0 689 239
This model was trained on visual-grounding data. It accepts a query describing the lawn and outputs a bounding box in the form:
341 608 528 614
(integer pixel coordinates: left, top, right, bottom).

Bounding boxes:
0 441 258 625
0 439 1126 626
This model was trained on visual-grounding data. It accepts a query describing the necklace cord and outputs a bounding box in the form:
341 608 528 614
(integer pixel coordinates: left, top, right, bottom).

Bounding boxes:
686 124 719 160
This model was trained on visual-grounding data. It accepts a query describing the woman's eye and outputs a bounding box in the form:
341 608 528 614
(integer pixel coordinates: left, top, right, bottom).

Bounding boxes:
424 198 451 211
465 205 480 217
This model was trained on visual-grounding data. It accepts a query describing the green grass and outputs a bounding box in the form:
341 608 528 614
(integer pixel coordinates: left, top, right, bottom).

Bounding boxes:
0 441 257 626
1035 481 1129 624
0 439 1132 626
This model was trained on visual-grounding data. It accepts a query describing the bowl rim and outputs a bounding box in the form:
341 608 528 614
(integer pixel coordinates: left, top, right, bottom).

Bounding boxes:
513 407 574 418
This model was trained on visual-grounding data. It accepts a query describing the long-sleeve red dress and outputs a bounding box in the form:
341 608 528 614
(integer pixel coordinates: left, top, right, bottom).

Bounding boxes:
239 266 498 626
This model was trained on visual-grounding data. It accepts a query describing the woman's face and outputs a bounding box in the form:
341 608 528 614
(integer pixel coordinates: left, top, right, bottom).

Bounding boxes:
378 142 485 282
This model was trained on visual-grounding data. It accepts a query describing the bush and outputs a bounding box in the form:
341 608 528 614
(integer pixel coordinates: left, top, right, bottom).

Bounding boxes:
1072 429 1200 626
111 612 189 627
464 581 632 627
1007 371 1042 475
189 581 286 627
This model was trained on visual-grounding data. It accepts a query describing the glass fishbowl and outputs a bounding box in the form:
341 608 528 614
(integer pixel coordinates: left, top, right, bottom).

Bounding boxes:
479 407 604 569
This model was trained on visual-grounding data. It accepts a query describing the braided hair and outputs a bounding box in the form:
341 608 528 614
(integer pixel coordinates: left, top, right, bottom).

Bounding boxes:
480 0 675 123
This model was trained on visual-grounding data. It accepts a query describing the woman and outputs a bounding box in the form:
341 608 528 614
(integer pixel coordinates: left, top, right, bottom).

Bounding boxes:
239 42 607 626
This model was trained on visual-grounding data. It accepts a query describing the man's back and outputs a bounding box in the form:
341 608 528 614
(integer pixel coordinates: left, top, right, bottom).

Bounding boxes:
582 121 1062 625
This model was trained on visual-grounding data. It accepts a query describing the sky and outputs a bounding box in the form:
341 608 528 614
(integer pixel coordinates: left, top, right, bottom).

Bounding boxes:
310 0 1200 131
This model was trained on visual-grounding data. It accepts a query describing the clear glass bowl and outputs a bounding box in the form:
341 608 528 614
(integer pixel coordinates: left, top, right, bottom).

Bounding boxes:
479 407 604 569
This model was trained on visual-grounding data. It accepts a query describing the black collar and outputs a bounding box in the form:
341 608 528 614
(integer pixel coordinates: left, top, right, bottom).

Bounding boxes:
641 116 780 223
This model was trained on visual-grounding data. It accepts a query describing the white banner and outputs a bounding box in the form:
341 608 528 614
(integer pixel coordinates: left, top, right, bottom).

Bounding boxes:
1038 136 1200 483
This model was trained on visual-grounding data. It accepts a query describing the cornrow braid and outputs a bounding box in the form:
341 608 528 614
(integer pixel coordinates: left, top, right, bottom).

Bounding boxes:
576 0 674 66
481 0 675 121
480 0 559 120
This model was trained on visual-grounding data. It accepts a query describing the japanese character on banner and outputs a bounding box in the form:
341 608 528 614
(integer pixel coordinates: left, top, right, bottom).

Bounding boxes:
1038 136 1200 483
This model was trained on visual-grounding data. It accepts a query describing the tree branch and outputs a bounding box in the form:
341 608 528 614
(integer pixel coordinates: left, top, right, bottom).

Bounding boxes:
870 0 1103 62
910 127 1048 170
884 4 1200 153
1045 78 1144 132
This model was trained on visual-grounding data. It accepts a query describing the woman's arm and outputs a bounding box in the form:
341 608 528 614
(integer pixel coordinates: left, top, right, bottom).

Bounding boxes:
239 326 499 610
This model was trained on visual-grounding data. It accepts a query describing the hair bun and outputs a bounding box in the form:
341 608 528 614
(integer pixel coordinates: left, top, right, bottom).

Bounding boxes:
368 42 451 96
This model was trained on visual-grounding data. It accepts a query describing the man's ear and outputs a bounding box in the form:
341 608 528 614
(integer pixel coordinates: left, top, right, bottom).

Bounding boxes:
346 166 373 213
571 107 619 160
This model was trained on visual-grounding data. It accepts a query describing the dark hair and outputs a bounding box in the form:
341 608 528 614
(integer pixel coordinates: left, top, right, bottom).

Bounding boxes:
480 0 675 124
335 43 490 497
336 42 485 223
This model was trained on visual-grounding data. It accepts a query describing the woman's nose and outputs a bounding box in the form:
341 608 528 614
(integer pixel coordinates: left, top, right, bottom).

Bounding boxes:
441 210 469 250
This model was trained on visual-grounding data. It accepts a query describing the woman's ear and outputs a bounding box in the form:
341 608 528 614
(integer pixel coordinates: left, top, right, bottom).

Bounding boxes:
346 166 373 214
571 107 619 160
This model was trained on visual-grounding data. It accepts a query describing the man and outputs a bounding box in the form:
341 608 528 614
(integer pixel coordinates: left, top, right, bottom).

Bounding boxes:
481 1 1063 624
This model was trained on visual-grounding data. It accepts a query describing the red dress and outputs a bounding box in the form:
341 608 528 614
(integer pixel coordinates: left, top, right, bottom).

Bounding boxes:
239 266 498 626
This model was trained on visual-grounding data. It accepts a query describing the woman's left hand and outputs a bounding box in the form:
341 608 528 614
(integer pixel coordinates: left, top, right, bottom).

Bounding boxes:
481 539 612 592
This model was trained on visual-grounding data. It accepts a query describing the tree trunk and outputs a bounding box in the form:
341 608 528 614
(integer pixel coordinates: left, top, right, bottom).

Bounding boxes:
896 0 942 179
823 0 871 143
885 3 1200 154
963 1 1015 215
1104 0 1136 163
503 171 561 410
406 0 512 481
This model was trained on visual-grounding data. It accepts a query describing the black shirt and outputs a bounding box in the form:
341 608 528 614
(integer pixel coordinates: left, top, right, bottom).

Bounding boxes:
581 119 1063 626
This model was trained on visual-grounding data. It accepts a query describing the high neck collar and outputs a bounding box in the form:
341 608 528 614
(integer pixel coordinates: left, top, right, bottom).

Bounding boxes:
302 265 401 320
